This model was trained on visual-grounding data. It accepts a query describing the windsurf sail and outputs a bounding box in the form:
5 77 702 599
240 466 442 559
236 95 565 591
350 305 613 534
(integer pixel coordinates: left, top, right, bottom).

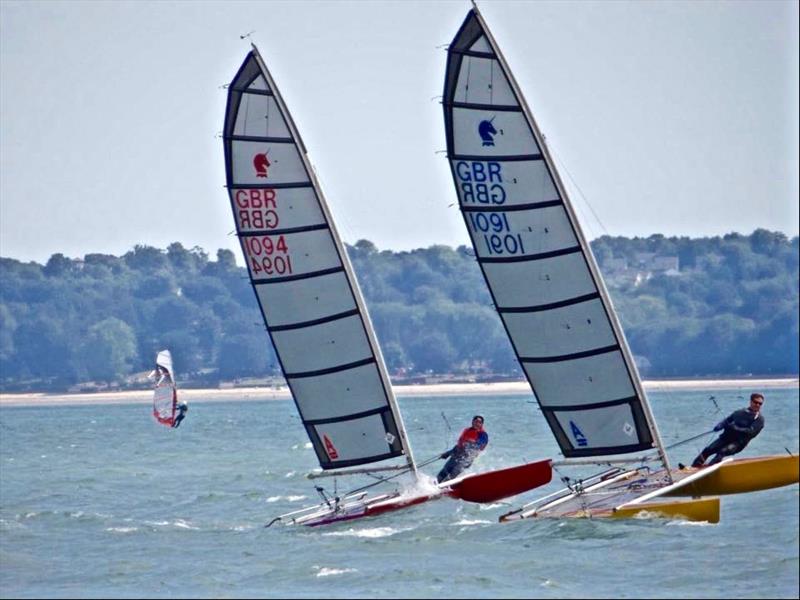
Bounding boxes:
151 349 177 427
442 5 669 469
222 45 417 473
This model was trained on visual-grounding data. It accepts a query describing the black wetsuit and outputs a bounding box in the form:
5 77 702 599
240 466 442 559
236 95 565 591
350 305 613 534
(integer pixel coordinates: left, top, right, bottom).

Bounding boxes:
692 408 764 467
173 402 188 428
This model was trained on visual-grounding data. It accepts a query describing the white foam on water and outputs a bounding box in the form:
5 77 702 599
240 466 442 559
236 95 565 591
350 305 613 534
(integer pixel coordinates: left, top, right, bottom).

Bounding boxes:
322 526 410 538
287 495 307 502
667 518 714 527
394 473 442 500
284 471 296 478
478 503 504 511
314 567 358 577
266 496 281 503
452 518 491 526
106 526 138 533
304 442 312 449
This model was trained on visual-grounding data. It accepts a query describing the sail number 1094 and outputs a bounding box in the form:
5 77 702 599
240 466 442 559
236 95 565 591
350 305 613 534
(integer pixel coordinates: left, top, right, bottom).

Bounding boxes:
243 235 293 276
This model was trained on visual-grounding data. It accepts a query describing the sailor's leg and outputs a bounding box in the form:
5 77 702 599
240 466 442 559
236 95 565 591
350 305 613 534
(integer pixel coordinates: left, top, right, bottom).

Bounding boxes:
437 456 458 483
692 437 725 467
707 442 743 466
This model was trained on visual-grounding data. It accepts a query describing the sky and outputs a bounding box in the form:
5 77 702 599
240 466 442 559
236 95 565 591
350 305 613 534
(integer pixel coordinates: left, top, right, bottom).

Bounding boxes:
1 0 798 265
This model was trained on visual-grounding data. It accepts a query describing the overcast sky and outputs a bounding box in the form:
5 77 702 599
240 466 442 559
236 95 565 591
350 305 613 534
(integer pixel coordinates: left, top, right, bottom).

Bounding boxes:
1 0 797 265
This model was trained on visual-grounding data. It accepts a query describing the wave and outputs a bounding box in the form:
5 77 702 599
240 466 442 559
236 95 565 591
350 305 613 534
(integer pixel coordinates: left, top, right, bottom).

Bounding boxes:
321 526 411 538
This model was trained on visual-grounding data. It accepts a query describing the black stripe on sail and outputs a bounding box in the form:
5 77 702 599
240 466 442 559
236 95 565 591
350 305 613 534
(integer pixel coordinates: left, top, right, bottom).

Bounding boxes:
268 309 360 333
227 134 294 143
239 223 328 237
450 48 496 59
542 395 639 412
461 199 562 213
479 245 581 264
229 87 274 97
285 357 375 379
230 181 312 190
252 266 343 285
498 292 601 314
305 405 390 426
448 101 521 112
451 153 543 162
520 344 619 364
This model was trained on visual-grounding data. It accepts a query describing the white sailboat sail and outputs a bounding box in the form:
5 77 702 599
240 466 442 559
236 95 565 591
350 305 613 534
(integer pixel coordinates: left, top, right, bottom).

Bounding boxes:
442 6 669 467
223 45 416 473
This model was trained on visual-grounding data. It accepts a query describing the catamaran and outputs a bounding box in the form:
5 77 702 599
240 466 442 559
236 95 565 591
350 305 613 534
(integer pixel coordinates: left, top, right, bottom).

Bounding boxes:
222 44 551 527
441 3 798 523
151 349 178 427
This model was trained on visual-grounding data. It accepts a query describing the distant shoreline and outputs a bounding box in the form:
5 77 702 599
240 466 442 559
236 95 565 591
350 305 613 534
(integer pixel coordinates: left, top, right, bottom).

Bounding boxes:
0 378 797 408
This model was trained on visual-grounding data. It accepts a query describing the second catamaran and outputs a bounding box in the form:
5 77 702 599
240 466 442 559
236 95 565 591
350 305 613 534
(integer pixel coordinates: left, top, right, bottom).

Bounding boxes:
441 3 798 524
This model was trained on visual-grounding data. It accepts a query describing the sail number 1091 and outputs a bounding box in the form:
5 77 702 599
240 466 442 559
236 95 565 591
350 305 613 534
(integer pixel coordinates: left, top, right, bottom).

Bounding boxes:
244 235 293 276
466 212 526 256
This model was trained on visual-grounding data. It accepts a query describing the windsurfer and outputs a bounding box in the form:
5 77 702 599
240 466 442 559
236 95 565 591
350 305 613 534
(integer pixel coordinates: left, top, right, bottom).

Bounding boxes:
173 400 188 428
690 393 765 467
437 415 488 483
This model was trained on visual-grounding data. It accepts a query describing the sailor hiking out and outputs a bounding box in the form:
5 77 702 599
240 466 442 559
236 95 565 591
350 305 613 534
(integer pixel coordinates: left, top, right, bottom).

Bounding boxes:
691 393 765 467
437 415 489 483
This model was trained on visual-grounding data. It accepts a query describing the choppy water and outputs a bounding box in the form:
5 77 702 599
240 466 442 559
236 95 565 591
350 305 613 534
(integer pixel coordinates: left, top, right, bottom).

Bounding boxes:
1 386 798 598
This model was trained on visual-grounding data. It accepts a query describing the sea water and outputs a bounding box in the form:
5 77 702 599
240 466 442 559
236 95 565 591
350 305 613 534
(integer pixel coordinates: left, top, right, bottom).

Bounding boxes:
1 387 798 598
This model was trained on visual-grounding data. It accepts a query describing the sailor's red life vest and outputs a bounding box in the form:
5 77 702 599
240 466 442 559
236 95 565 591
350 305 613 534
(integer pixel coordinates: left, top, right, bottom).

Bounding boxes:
457 426 489 453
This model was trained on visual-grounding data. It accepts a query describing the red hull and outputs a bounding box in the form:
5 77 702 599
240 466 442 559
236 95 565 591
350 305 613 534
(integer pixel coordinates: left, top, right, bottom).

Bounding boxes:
446 459 552 503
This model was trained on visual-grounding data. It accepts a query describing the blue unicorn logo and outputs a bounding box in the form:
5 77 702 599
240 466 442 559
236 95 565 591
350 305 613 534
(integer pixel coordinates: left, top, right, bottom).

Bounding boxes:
478 117 497 146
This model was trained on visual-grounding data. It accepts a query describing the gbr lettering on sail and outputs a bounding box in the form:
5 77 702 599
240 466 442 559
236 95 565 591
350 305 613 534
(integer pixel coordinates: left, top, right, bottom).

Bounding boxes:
455 160 526 257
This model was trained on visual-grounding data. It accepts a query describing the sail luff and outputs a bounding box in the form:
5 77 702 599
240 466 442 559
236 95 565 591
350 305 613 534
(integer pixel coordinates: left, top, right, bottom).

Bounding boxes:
467 6 669 472
247 46 418 476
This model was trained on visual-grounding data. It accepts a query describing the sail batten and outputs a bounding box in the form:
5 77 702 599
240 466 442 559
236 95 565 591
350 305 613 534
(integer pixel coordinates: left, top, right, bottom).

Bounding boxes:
223 46 416 472
443 8 668 465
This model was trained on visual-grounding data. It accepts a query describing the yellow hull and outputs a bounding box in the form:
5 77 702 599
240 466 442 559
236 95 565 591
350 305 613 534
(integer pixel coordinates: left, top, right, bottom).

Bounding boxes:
612 497 720 524
665 455 799 497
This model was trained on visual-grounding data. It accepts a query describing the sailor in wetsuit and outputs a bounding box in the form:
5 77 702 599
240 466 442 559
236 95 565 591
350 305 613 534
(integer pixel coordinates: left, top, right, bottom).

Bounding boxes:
691 393 765 467
173 400 188 428
437 415 489 483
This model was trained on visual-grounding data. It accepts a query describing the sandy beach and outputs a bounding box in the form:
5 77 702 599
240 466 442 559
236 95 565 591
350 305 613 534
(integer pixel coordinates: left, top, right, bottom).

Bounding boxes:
0 378 796 408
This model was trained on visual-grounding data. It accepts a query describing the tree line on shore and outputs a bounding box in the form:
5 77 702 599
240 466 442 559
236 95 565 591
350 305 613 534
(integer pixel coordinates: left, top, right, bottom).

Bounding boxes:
0 229 796 392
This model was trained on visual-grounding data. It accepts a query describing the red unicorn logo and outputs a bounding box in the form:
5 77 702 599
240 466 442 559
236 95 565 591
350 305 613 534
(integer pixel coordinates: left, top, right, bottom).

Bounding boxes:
253 151 270 178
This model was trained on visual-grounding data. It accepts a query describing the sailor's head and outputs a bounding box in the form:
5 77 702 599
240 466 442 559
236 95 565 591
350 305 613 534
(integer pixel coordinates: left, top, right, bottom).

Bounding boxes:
749 393 764 412
472 415 485 429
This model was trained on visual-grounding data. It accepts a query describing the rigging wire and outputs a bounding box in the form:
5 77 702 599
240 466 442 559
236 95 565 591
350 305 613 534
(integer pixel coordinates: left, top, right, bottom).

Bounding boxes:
326 453 444 498
548 144 608 238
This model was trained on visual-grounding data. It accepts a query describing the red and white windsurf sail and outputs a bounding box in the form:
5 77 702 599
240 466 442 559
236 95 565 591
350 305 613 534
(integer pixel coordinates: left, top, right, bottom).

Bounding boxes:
151 349 177 427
